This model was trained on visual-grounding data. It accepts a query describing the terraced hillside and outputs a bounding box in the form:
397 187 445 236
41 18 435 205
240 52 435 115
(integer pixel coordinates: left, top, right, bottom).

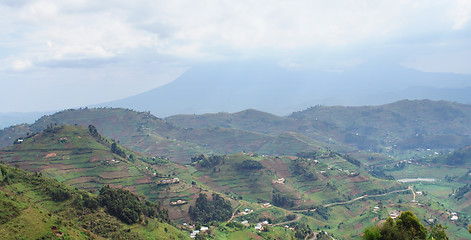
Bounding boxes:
0 124 201 221
191 152 403 208
190 152 471 239
0 163 189 239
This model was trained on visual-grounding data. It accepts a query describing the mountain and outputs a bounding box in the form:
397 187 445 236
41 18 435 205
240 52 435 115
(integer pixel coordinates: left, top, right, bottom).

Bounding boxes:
97 61 471 117
0 111 50 129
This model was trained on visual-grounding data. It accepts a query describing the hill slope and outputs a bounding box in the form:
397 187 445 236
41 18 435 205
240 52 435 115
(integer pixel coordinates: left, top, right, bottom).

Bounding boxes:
0 124 202 221
0 163 189 239
0 108 327 163
168 100 471 151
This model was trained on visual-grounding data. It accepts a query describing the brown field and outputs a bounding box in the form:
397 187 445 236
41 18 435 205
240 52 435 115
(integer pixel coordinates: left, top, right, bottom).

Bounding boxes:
135 176 153 184
45 152 57 158
261 158 291 178
99 170 132 179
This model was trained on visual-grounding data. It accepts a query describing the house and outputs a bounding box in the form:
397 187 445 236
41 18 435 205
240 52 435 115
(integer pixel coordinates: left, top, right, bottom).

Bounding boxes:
170 199 187 205
241 220 249 227
389 211 400 219
200 226 209 231
159 178 180 184
261 203 271 208
272 178 285 184
451 212 458 221
190 230 200 238
255 223 263 230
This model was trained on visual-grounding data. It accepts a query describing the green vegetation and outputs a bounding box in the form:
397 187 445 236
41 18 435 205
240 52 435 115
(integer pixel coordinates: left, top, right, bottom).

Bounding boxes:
0 163 189 239
188 193 232 224
99 185 169 224
363 211 447 240
238 159 263 170
2 101 471 239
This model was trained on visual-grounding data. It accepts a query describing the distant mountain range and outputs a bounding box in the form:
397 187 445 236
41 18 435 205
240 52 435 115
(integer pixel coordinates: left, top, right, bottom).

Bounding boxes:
97 61 471 117
2 100 471 163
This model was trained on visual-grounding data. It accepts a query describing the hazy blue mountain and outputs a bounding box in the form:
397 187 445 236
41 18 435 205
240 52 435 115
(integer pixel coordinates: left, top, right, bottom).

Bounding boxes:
96 60 471 117
0 112 50 129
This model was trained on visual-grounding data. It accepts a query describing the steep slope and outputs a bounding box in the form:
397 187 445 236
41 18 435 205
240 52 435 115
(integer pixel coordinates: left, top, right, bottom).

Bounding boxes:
0 124 201 221
0 163 189 239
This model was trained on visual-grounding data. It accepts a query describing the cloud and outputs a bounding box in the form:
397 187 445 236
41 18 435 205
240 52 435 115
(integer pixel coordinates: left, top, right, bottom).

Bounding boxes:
0 0 470 112
450 0 471 30
11 59 32 71
2 0 469 65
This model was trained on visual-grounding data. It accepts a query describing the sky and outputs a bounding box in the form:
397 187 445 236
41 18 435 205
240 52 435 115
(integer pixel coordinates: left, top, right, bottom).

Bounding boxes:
1 0 471 113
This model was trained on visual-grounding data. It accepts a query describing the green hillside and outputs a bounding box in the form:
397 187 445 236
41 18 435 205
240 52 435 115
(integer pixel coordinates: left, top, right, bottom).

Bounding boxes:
0 108 329 163
0 124 201 221
0 163 189 239
290 100 471 150
168 100 471 153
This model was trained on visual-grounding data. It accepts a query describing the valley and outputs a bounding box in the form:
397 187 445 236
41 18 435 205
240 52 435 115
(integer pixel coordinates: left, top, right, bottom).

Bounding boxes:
1 100 471 239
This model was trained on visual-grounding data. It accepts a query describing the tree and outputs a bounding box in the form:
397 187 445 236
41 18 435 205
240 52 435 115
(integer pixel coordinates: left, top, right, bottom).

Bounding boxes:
363 225 381 240
188 193 232 223
396 211 427 240
428 224 448 240
363 211 448 240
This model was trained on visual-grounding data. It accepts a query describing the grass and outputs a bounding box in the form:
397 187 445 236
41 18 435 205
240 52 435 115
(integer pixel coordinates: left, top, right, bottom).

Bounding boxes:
0 163 190 240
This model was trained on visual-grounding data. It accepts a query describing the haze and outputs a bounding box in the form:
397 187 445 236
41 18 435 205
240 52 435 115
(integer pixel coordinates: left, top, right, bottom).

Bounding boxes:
1 0 471 113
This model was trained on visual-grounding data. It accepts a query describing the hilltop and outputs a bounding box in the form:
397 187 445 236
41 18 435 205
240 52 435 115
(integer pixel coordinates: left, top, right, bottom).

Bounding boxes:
2 100 471 163
0 108 326 163
169 100 471 151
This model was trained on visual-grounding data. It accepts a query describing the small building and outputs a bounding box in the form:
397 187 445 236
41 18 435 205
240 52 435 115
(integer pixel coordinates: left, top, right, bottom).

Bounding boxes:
389 211 400 219
159 178 180 184
190 230 200 238
170 199 187 205
241 220 249 227
261 203 272 208
272 178 285 184
255 223 262 230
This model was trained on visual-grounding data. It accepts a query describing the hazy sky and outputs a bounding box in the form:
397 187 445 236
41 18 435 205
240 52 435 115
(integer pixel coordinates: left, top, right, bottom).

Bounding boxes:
1 0 471 112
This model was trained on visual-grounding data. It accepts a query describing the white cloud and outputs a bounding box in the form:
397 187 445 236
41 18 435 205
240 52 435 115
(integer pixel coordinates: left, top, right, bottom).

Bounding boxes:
11 59 33 71
0 0 470 112
2 0 468 64
450 0 471 30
